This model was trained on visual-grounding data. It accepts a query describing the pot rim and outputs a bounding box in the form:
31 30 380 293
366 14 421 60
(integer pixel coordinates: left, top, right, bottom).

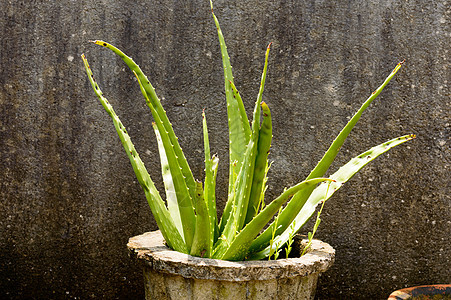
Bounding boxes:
127 230 335 281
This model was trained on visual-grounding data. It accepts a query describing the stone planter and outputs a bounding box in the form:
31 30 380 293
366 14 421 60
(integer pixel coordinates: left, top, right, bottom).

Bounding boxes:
388 284 451 299
127 230 335 300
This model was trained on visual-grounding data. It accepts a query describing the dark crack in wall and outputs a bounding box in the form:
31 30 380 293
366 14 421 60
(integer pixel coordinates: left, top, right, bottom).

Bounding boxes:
0 0 449 299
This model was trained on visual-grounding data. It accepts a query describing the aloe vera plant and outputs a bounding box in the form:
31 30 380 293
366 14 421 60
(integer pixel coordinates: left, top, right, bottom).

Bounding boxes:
81 1 415 261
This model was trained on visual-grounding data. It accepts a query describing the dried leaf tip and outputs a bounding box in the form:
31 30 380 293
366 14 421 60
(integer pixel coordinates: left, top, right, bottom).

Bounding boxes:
393 59 406 73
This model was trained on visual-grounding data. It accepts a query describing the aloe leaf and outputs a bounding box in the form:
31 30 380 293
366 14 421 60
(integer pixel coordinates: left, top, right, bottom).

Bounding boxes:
134 72 196 251
90 40 198 211
214 43 271 257
211 157 220 239
202 111 219 253
219 178 334 261
235 42 271 229
190 181 211 257
152 123 184 242
248 134 416 260
229 80 250 138
245 101 273 225
81 54 187 253
210 0 251 204
308 60 405 178
249 61 406 253
213 136 258 258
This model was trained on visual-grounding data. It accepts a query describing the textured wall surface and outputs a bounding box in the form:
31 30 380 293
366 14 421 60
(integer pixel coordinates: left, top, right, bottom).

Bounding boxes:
0 0 449 299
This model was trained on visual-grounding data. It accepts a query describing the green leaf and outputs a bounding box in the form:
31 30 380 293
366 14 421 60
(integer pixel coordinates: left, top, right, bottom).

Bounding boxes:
202 111 219 253
210 1 251 212
218 178 334 261
190 181 211 257
213 136 259 258
134 72 196 251
248 134 415 260
91 40 198 215
214 42 272 258
245 100 273 225
81 54 187 253
152 123 184 242
248 61 406 254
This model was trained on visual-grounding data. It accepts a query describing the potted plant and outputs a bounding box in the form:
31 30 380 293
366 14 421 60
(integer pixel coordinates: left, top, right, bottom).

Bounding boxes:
388 284 451 299
81 1 415 299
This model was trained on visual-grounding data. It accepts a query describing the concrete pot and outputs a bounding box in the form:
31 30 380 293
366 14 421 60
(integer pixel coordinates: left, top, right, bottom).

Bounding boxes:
127 230 335 300
388 284 451 299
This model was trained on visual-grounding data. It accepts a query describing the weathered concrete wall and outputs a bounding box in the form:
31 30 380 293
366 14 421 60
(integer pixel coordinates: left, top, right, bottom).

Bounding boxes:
0 0 448 299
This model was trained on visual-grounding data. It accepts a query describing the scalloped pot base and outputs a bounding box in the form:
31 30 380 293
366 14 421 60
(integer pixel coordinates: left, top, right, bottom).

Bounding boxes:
127 231 335 300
